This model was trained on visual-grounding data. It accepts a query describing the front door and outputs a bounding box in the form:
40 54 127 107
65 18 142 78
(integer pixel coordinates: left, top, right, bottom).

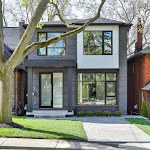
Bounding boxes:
39 73 63 108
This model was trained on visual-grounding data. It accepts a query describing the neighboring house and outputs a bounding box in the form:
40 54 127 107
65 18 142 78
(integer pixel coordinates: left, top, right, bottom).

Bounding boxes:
3 24 27 115
128 19 150 118
23 18 132 117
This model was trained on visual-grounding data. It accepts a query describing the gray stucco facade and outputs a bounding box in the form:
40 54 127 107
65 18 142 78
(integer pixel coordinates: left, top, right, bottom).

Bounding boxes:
24 18 131 116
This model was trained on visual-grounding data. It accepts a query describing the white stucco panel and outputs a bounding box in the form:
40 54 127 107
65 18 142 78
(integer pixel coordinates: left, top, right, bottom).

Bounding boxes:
77 25 119 69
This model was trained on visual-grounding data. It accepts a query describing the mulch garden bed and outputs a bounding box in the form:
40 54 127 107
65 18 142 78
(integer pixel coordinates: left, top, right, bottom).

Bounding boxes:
0 122 24 128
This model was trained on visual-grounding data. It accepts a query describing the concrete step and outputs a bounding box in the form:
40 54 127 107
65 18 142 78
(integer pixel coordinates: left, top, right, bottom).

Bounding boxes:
26 110 74 118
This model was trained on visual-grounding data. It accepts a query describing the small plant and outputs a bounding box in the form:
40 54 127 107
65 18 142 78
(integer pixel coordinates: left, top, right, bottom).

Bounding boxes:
104 111 112 116
114 111 121 116
77 111 85 116
86 111 93 116
141 97 149 118
95 111 102 116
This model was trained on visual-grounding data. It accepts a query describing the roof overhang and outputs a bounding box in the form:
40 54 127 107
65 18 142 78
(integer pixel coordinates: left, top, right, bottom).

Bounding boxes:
142 83 150 91
128 51 150 62
4 44 26 71
23 23 132 29
24 59 76 67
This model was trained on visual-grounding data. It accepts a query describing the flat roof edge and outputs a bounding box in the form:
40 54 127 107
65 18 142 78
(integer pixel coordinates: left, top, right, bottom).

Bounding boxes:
23 23 132 29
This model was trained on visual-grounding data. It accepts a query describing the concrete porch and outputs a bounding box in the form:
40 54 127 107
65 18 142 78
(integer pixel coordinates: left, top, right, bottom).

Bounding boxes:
26 110 74 118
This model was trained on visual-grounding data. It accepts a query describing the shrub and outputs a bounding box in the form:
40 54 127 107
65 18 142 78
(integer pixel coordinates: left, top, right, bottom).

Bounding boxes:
77 111 85 116
114 111 121 116
86 111 93 116
141 97 149 118
95 111 102 116
104 111 112 116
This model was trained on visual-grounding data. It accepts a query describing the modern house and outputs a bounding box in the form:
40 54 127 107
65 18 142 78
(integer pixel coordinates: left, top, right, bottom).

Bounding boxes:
23 18 132 117
3 25 27 115
128 19 150 118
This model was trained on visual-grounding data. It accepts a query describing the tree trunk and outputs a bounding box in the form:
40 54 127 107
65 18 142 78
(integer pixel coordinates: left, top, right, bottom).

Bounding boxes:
0 67 13 123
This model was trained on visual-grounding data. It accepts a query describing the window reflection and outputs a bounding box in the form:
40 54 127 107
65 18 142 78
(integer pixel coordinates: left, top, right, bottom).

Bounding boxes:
84 31 112 55
104 32 112 54
78 73 116 105
38 32 65 56
38 33 46 55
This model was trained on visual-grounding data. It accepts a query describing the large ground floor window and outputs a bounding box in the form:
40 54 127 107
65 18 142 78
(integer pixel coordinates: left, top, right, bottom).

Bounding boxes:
78 73 117 105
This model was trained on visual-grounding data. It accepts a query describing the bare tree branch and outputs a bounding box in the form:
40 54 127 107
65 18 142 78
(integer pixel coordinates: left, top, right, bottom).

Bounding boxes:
50 1 80 28
127 39 135 50
118 0 130 22
6 0 50 69
22 0 106 59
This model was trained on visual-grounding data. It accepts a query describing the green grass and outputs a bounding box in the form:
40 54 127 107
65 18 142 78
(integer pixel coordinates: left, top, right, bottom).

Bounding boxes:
125 118 150 135
0 116 87 141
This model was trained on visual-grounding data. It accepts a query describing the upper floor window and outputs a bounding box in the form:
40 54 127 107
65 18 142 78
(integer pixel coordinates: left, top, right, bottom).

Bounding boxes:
38 32 65 56
84 31 112 55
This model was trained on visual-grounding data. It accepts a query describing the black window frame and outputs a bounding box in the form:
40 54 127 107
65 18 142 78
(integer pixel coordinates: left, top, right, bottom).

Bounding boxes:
77 72 117 105
37 32 66 56
83 31 113 55
39 72 64 108
39 72 53 108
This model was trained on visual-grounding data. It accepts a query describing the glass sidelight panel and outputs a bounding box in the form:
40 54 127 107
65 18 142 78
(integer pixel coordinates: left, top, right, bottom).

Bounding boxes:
41 74 52 107
53 73 63 108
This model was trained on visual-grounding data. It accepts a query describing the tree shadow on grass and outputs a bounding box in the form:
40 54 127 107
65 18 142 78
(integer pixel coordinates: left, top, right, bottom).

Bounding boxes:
21 127 87 141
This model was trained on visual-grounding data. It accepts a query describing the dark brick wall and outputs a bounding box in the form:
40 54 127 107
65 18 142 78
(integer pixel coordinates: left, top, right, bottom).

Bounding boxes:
75 105 118 114
119 26 128 115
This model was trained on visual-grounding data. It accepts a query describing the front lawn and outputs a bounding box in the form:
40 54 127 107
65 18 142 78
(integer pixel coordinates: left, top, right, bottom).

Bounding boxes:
0 116 87 141
125 118 150 135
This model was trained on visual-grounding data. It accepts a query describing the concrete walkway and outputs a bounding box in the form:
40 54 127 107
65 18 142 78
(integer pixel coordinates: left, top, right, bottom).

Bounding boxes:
71 116 150 142
78 116 150 149
1 116 150 149
0 138 124 149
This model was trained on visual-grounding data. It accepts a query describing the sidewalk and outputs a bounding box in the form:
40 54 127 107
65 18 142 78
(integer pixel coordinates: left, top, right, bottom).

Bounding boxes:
0 137 121 150
1 137 150 150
